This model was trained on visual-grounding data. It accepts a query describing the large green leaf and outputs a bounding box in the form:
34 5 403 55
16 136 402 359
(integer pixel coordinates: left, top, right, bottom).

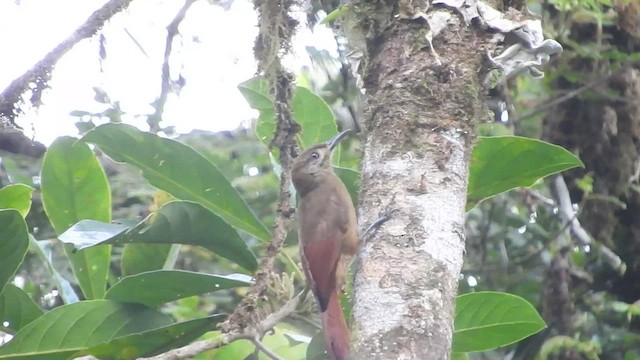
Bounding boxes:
239 77 341 152
40 137 111 300
0 300 173 360
0 184 34 218
453 291 546 353
59 201 258 272
121 243 173 276
238 77 276 148
0 283 44 332
81 123 270 242
292 87 338 149
0 210 29 294
85 314 225 359
40 137 111 233
238 76 272 113
467 136 583 209
105 270 251 307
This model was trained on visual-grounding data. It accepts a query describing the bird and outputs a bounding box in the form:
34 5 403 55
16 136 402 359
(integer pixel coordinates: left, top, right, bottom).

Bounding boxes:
291 129 358 360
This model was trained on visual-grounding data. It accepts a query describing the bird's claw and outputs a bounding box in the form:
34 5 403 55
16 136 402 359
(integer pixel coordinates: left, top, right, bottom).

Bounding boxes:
362 206 398 241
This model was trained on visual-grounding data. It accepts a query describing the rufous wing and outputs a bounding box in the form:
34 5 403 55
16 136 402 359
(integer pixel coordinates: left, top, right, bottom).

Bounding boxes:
301 235 341 311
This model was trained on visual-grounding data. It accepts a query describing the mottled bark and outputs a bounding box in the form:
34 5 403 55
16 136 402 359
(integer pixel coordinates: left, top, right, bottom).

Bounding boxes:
347 2 490 358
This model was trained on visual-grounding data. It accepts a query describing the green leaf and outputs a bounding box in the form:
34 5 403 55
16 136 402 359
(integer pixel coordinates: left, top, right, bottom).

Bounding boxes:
0 184 34 218
81 123 270 242
0 210 29 294
262 328 308 359
240 78 276 148
212 327 307 359
86 314 225 359
59 201 258 272
451 352 469 360
321 4 349 24
453 291 546 353
575 174 594 196
467 136 583 210
65 245 111 300
105 270 251 307
238 77 272 112
237 78 279 157
306 331 328 360
121 243 173 276
334 167 360 207
239 78 340 152
58 220 130 247
0 283 44 332
212 338 253 359
41 137 111 234
292 87 337 149
40 137 111 300
0 300 173 360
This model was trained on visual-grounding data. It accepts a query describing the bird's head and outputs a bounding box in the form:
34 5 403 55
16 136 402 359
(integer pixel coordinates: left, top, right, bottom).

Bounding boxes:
291 129 352 193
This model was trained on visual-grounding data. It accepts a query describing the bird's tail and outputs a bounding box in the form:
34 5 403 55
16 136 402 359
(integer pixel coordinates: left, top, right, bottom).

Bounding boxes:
321 290 350 360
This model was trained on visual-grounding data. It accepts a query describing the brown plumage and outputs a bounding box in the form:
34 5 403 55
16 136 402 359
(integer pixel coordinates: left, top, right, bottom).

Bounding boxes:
291 130 358 360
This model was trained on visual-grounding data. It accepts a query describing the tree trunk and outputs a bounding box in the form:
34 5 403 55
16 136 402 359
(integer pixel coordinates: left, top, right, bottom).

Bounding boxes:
347 2 489 358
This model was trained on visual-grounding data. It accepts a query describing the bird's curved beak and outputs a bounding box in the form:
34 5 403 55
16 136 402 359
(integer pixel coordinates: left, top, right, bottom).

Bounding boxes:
327 129 353 151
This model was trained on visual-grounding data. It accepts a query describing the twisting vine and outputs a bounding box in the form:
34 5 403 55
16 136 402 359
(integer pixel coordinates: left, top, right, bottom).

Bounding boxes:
219 0 300 334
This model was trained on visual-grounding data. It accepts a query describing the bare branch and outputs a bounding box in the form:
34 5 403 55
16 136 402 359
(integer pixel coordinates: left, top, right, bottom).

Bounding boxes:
0 0 134 125
148 0 196 133
138 292 305 360
518 188 556 207
248 336 284 360
511 67 628 124
551 175 624 272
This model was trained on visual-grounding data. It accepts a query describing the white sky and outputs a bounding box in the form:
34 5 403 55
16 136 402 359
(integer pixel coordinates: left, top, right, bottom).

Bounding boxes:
0 0 337 145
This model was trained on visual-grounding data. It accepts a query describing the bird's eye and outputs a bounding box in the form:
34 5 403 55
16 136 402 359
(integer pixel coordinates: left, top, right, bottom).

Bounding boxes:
310 151 320 159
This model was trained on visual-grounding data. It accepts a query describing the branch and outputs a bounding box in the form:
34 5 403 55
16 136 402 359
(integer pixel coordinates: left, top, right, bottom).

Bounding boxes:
248 337 284 360
217 139 297 333
0 132 46 158
148 0 196 133
0 0 134 125
518 188 556 207
219 0 299 335
551 175 624 272
511 69 620 124
138 292 304 360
